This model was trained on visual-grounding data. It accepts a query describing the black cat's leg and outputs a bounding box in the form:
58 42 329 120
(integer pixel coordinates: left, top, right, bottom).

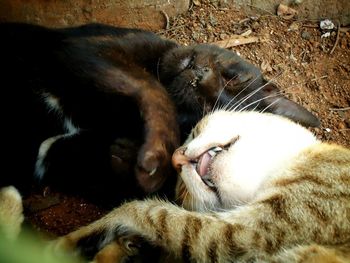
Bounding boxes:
92 68 180 193
55 41 180 193
34 132 141 202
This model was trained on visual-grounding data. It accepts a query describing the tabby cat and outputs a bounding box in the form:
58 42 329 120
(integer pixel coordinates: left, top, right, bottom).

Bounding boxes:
0 23 319 201
0 186 23 241
0 186 79 263
54 110 350 263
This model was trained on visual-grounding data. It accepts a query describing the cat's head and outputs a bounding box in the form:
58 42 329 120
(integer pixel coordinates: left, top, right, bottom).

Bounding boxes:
173 110 318 211
160 44 319 138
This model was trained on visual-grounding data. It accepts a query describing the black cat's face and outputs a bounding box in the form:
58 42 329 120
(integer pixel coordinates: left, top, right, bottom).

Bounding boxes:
160 44 319 137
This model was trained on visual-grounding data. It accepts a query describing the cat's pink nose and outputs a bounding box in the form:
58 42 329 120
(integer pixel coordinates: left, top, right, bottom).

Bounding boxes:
172 147 190 171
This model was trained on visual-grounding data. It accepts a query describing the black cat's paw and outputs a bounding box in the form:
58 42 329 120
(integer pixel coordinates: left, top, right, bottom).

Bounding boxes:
110 138 139 176
136 143 173 193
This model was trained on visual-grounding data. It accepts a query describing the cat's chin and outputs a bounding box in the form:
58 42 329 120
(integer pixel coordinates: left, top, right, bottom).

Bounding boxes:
178 165 220 211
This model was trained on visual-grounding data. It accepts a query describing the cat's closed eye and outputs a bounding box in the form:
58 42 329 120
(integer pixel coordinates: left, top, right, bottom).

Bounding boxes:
181 55 195 70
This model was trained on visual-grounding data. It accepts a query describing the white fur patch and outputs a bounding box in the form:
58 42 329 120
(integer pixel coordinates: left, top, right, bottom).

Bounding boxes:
36 93 80 180
35 135 64 180
43 92 62 115
180 110 319 210
64 118 80 134
0 186 23 240
42 92 80 134
180 57 191 69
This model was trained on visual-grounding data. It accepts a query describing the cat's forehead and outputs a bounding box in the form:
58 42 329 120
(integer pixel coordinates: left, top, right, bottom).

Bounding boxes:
193 110 316 145
194 44 240 61
194 110 292 135
196 111 237 130
192 111 239 139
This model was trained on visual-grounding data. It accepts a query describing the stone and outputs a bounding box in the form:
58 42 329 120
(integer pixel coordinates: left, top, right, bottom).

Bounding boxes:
301 31 311 40
229 0 350 26
0 0 190 30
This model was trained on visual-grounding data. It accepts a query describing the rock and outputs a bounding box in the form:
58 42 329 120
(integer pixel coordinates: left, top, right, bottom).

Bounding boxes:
289 22 300 31
240 29 252 36
219 33 229 40
321 32 331 38
251 21 260 30
0 0 190 30
192 31 200 41
320 19 335 30
338 122 346 130
301 31 311 40
193 0 201 6
261 61 273 72
209 13 217 26
237 0 350 26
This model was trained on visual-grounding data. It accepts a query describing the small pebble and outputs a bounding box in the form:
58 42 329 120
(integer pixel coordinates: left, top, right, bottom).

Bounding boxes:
301 31 311 40
338 122 346 130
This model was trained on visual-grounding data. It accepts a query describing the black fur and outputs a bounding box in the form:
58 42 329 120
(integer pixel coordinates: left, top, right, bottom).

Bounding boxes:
0 23 319 204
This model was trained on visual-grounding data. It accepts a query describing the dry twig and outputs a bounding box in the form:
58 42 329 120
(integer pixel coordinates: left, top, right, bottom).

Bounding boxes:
311 75 328 82
330 21 341 54
212 35 260 48
160 10 170 30
329 107 350 111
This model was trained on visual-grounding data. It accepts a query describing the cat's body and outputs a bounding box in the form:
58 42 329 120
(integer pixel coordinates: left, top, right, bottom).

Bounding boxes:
0 186 23 241
0 22 319 202
54 110 350 263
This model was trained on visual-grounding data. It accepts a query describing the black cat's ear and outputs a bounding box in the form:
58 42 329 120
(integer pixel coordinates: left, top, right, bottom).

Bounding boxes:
261 83 320 127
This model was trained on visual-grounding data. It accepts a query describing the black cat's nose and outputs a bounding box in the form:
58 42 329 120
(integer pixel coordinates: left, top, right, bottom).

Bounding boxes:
172 146 190 172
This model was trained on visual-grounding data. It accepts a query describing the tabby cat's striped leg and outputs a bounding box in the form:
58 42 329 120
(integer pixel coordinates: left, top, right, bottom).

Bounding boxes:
56 199 277 262
273 243 350 263
91 236 142 263
57 194 350 262
0 186 23 241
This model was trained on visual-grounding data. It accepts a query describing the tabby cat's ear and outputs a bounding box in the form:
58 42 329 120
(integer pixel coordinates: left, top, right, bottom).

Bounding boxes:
262 83 320 127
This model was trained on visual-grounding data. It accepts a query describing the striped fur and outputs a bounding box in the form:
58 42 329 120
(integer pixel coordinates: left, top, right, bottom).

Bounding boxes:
56 111 350 262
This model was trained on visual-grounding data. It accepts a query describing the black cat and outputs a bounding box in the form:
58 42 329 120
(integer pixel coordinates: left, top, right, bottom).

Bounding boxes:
0 23 319 203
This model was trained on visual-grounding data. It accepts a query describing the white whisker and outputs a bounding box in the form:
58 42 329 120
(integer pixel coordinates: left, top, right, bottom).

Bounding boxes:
229 72 283 112
203 100 208 117
236 92 283 112
260 98 282 113
222 73 263 111
211 75 237 113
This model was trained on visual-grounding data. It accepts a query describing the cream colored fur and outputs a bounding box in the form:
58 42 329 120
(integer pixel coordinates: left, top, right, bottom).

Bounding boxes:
56 110 350 263
0 186 24 241
177 110 319 211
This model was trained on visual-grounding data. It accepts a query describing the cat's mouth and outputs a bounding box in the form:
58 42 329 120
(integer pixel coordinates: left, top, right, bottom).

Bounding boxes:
195 146 222 189
194 136 240 190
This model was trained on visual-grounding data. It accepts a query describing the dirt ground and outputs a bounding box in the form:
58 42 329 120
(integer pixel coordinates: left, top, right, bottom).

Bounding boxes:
25 1 350 237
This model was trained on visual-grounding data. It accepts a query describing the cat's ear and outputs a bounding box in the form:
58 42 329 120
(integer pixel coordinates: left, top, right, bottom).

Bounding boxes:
262 83 320 127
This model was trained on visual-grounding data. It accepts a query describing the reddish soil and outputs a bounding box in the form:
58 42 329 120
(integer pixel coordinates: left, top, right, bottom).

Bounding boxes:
160 1 350 147
25 1 350 237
